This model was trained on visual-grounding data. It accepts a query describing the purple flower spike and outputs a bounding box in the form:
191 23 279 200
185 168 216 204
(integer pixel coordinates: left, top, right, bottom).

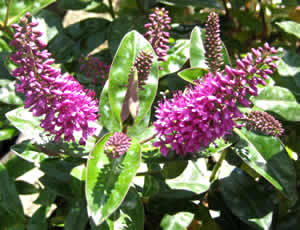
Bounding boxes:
153 43 279 156
144 8 171 63
104 132 131 158
129 50 153 90
153 72 243 156
10 13 99 145
225 42 279 97
79 56 110 86
244 111 284 137
205 12 223 74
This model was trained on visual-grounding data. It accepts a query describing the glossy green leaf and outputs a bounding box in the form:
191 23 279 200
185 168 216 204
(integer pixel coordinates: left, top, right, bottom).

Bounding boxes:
159 39 190 78
166 159 210 194
6 107 44 141
101 187 144 230
70 164 86 199
276 21 300 39
99 81 121 132
47 33 76 63
220 168 274 230
127 111 151 138
15 180 38 195
39 158 84 198
160 212 194 230
34 188 56 206
86 2 110 13
12 141 81 198
143 175 160 198
0 80 23 105
177 67 208 83
65 18 110 55
11 141 48 165
109 30 158 126
4 154 35 179
33 10 64 43
64 200 88 230
2 0 57 25
221 42 232 66
108 16 147 57
277 51 300 77
234 128 297 202
251 86 300 121
86 133 141 226
0 127 16 141
7 107 99 153
0 38 11 52
27 206 49 230
190 26 207 68
158 0 222 8
162 161 188 179
0 163 25 222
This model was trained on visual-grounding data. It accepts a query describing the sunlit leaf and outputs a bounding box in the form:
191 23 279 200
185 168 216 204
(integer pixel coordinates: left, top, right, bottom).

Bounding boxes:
108 30 158 126
86 133 141 226
276 21 300 39
160 212 194 230
159 39 190 78
251 86 300 121
190 26 207 68
177 67 208 83
234 128 297 203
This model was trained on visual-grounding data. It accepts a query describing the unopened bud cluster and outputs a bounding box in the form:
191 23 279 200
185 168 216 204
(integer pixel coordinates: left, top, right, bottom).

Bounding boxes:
104 132 131 158
79 56 110 86
144 8 171 62
205 12 223 74
244 111 284 137
129 51 153 90
10 13 99 145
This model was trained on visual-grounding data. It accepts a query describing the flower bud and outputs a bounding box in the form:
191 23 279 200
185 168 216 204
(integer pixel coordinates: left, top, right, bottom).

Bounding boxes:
205 12 223 74
104 133 131 158
144 8 171 64
244 111 284 137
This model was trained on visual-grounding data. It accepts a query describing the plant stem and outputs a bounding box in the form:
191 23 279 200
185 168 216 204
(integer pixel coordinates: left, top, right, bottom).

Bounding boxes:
136 169 162 176
4 0 13 27
209 149 227 182
139 133 157 145
108 0 115 19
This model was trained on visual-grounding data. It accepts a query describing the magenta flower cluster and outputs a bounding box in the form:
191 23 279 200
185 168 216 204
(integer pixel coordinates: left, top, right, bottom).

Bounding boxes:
244 111 284 137
205 12 223 74
79 56 110 85
129 50 153 90
144 8 171 62
10 13 99 145
104 132 131 158
153 43 278 156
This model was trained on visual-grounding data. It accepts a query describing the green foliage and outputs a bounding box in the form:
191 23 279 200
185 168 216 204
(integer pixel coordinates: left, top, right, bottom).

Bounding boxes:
276 21 300 39
190 26 207 68
86 133 141 226
0 0 300 229
234 128 297 202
